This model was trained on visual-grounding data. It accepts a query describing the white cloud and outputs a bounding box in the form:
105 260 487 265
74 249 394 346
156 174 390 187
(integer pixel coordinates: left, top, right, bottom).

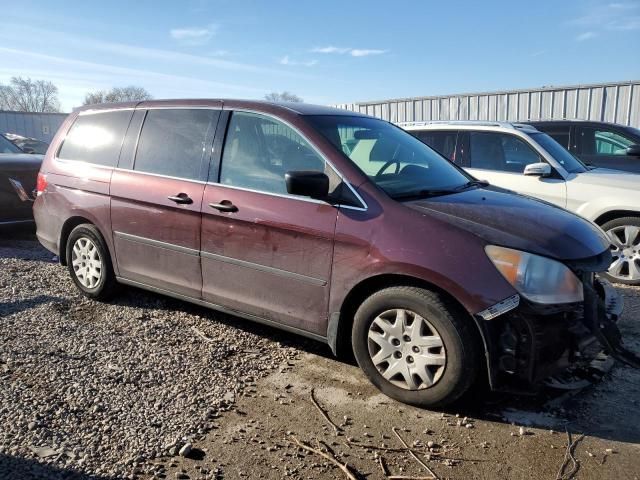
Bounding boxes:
170 24 217 45
311 46 388 57
311 46 351 54
279 55 317 67
350 49 388 57
0 25 299 77
576 31 597 41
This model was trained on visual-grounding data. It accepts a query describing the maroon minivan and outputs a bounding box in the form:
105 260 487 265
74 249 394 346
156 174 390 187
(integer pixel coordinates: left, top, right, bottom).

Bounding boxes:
33 100 639 406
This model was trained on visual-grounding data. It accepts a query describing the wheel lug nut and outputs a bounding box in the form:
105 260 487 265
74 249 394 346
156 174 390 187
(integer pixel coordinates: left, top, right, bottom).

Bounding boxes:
402 335 411 342
394 351 402 359
406 356 414 364
391 339 400 346
412 346 420 353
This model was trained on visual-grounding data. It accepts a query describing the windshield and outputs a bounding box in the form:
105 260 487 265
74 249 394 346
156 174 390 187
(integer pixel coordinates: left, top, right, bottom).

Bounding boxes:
529 132 587 174
306 115 473 199
0 134 22 154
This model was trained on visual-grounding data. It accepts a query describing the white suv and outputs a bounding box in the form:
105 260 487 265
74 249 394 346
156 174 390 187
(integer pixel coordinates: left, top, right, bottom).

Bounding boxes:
401 121 640 285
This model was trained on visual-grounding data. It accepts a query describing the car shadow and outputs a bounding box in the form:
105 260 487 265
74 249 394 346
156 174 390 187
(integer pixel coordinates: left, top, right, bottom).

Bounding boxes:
0 453 117 480
110 285 640 445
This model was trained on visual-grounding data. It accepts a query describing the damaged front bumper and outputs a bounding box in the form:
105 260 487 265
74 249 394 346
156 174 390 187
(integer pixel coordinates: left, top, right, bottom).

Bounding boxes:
479 276 639 394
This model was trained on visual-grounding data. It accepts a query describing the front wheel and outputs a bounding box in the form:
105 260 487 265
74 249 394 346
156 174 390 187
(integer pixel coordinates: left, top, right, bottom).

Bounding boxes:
351 286 482 408
601 217 640 285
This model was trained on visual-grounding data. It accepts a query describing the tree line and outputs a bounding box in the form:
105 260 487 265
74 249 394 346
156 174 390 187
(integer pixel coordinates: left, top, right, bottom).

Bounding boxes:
0 76 303 113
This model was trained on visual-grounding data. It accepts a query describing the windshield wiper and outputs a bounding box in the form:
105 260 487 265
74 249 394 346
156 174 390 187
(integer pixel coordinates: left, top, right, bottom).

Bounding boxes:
392 180 489 200
454 180 489 191
392 189 458 200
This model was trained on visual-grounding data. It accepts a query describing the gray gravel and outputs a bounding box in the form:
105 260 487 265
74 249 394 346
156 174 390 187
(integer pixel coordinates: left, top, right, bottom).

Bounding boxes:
0 236 302 479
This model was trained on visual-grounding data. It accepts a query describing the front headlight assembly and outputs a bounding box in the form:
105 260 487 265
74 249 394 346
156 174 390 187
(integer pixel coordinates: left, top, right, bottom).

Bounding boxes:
485 245 583 304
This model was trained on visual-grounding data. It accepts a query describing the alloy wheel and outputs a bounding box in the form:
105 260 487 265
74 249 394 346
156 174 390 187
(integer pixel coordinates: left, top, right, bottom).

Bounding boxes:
71 237 103 289
607 225 640 281
367 308 446 390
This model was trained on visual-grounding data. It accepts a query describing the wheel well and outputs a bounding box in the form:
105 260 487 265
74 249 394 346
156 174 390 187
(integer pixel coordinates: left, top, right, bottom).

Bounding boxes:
594 210 640 226
58 216 93 265
333 274 478 358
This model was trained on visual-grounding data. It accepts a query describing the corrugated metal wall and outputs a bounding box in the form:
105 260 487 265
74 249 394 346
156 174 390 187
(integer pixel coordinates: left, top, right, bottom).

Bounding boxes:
333 81 640 128
0 111 68 143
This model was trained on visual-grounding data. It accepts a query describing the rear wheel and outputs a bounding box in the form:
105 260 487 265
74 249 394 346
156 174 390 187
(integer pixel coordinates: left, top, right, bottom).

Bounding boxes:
601 217 640 285
352 286 481 407
66 224 117 299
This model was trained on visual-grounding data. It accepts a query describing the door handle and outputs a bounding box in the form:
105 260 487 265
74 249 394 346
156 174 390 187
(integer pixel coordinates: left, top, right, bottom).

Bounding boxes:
209 200 238 212
167 193 193 205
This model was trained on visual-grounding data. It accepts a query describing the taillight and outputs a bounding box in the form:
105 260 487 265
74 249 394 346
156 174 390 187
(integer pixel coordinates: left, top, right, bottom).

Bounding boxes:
36 173 48 195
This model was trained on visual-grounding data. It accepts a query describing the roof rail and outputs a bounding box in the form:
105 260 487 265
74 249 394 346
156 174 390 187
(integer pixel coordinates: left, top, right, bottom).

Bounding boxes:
397 120 539 132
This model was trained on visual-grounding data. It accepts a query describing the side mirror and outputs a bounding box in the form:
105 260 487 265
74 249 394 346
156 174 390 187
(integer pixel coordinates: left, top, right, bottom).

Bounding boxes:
626 144 640 157
285 171 329 199
524 162 552 177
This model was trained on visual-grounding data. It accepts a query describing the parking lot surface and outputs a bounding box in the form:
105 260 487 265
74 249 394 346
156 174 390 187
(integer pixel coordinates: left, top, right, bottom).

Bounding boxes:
1 230 639 480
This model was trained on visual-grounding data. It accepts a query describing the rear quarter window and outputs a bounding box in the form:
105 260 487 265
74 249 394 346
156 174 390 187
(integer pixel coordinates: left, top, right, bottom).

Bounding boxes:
57 110 132 167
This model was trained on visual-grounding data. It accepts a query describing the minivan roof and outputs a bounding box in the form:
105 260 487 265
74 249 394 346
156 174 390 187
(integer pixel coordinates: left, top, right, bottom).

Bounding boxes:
76 99 366 117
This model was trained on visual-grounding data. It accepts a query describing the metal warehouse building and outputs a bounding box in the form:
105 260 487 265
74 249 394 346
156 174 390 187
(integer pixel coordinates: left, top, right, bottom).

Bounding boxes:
0 111 68 143
334 80 640 129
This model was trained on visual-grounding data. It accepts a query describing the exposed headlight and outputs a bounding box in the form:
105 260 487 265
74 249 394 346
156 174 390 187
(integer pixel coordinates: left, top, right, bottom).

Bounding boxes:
485 245 583 304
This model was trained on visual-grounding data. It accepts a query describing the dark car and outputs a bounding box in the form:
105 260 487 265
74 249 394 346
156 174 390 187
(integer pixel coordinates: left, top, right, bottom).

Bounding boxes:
527 120 640 173
33 100 638 407
0 133 43 225
3 133 50 155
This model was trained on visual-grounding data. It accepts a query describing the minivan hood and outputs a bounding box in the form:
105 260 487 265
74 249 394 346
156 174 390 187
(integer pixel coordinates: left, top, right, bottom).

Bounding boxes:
405 186 610 261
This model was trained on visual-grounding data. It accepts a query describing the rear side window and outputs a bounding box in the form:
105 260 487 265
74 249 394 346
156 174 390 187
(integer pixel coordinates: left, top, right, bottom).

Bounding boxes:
412 130 458 161
58 110 132 166
469 132 541 173
134 109 219 181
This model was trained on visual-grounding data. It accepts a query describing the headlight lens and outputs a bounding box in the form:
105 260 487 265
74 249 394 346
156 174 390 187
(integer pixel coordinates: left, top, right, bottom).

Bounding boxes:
485 245 583 304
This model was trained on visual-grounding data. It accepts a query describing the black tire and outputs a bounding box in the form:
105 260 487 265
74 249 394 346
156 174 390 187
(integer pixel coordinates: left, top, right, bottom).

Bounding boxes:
66 224 118 300
352 286 481 408
600 216 640 286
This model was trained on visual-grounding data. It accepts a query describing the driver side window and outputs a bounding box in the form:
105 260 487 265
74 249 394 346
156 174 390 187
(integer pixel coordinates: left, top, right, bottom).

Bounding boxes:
220 111 329 195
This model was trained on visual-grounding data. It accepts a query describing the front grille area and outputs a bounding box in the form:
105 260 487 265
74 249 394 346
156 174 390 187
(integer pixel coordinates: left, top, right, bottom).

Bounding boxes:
488 300 598 391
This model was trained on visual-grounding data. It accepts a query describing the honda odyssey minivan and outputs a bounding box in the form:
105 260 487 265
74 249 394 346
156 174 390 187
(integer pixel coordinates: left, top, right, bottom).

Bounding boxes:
34 100 639 407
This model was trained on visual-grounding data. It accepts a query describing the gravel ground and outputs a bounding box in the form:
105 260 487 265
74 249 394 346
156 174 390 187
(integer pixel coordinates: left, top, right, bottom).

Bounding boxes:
1 229 639 480
0 231 304 479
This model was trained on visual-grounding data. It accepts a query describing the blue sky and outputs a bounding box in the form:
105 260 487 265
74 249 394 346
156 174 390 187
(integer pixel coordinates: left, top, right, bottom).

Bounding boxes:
1 0 639 111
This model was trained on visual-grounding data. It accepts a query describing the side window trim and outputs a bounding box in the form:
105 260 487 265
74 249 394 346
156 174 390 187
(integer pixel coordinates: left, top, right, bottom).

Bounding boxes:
214 108 367 210
117 109 147 170
208 110 231 184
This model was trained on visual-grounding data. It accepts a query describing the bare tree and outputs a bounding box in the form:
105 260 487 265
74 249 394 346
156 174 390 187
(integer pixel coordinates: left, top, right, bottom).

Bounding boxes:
264 91 303 103
0 77 61 113
82 86 153 105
